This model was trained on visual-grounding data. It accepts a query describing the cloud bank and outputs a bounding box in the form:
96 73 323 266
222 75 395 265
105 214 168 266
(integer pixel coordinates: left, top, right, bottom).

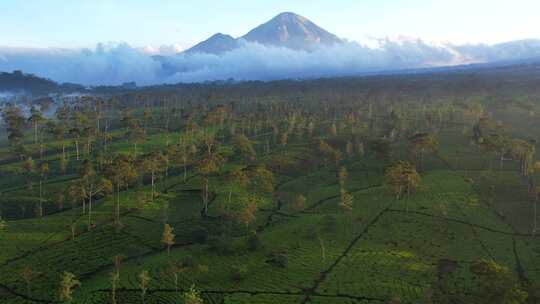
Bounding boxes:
1 39 540 86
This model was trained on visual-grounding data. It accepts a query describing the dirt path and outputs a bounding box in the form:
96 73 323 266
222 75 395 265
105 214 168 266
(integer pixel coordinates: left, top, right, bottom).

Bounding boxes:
300 208 389 304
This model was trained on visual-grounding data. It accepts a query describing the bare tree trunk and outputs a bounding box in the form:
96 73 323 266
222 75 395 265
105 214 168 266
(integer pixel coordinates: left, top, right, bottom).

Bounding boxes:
420 150 424 172
39 179 43 217
34 123 38 144
534 195 538 236
151 172 155 202
75 140 80 161
82 198 86 215
203 178 209 215
88 184 93 230
116 183 120 225
183 159 187 182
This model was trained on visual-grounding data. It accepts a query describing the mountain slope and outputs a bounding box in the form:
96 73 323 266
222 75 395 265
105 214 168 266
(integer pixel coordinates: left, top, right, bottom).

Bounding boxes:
184 33 239 55
182 12 343 54
242 12 343 50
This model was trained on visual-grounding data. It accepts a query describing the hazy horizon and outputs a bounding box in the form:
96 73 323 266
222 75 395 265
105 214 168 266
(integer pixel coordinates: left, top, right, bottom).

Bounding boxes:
1 0 539 51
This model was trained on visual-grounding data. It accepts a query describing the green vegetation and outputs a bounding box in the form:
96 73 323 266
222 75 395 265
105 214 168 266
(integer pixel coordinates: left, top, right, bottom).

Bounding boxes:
0 70 539 303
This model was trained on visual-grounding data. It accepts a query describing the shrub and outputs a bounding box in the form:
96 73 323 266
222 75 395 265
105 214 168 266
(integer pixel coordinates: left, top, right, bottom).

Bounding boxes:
208 235 235 255
196 264 210 283
231 264 248 281
267 251 288 268
320 215 337 232
246 230 261 251
191 226 209 244
182 255 194 268
304 226 318 240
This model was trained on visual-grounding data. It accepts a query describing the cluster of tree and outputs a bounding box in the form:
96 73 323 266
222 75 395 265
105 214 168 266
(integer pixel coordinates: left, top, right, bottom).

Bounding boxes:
2 65 540 303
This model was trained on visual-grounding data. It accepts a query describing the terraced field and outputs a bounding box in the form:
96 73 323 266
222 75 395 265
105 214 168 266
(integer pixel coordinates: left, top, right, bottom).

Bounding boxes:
1 91 539 304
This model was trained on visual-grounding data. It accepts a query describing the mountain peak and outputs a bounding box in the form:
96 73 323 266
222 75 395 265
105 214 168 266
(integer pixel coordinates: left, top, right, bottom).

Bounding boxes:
273 12 307 21
182 12 342 55
242 12 342 50
210 33 234 39
184 33 238 55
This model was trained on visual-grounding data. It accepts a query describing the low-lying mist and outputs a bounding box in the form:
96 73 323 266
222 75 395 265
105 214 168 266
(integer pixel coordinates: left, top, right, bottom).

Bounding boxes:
1 39 540 86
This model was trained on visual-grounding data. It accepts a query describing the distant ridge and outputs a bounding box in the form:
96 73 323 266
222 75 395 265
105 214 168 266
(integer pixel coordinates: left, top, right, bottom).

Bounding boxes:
0 71 85 95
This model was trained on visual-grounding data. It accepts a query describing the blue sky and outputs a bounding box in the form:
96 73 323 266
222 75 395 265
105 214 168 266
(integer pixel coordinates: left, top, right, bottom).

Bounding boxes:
0 0 538 49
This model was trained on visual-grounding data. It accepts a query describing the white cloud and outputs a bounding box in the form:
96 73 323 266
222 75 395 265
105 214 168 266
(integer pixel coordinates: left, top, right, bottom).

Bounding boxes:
140 43 186 56
1 39 540 86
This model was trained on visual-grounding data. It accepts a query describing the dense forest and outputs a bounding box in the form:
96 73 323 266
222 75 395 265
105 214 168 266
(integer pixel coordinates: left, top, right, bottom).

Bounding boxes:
1 64 540 303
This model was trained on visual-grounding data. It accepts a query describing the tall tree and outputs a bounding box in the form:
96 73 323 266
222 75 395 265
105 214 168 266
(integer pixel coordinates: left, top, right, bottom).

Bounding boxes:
68 181 86 216
110 254 123 304
142 106 153 134
339 188 354 233
22 156 35 190
408 133 439 171
105 154 138 226
469 259 527 304
196 146 224 216
140 152 167 202
80 159 112 229
58 271 80 304
21 265 40 299
69 112 86 161
138 270 150 304
227 169 248 203
183 285 204 304
2 103 26 158
482 133 511 171
174 141 194 182
28 106 45 144
248 166 275 198
110 271 120 304
230 195 260 228
346 141 354 159
384 161 421 202
338 166 348 189
55 103 70 149
82 124 96 157
168 262 186 292
128 122 145 154
45 121 66 160
37 161 49 217
233 134 256 162
161 223 175 256
292 194 307 211
319 140 341 168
